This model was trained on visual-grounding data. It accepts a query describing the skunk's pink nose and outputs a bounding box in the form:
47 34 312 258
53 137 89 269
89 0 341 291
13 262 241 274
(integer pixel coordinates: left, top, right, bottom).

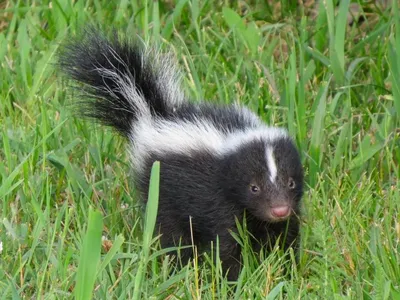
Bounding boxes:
271 206 290 218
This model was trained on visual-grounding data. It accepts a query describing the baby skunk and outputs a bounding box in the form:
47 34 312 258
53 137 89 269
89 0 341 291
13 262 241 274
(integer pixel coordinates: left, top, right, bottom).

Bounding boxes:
58 29 304 280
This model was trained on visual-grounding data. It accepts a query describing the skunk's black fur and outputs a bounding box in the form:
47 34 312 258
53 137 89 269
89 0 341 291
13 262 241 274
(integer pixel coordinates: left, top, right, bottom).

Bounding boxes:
58 28 304 280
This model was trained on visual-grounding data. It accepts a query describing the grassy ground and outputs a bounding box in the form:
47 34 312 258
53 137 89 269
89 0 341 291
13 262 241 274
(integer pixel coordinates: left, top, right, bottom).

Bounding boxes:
1 0 399 299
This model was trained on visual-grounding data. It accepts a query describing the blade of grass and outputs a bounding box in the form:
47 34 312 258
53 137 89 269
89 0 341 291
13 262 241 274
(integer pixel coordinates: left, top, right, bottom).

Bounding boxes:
334 0 349 75
325 0 349 85
287 43 296 137
132 161 160 299
389 0 400 116
75 208 103 300
152 0 160 42
97 234 125 276
266 281 285 300
296 17 309 153
309 79 330 186
161 0 188 40
16 19 30 89
0 119 67 198
349 132 386 170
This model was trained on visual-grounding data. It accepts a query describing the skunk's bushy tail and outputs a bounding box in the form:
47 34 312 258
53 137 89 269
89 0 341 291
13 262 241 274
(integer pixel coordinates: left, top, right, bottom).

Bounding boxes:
58 28 184 136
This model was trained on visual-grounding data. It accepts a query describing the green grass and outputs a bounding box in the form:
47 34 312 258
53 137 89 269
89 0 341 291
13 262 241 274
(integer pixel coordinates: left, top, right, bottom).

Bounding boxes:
1 0 399 298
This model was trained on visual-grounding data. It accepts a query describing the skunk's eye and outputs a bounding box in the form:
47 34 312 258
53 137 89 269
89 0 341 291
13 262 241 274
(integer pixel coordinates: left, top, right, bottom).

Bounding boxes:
250 184 260 194
288 177 296 189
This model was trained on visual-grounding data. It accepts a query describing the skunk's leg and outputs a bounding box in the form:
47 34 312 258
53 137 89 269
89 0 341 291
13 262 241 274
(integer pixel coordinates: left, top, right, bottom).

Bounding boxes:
217 232 242 281
158 216 195 269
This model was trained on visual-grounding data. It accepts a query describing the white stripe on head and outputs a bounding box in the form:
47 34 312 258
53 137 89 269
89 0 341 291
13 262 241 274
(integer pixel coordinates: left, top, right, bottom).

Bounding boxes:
266 146 277 184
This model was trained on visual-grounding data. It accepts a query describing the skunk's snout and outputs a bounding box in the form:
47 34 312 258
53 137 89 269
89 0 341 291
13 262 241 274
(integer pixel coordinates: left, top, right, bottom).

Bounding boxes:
265 198 294 222
271 205 290 218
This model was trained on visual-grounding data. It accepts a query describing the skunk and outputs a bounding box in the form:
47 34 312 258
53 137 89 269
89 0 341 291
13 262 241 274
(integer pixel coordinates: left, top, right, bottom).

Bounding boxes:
58 29 304 280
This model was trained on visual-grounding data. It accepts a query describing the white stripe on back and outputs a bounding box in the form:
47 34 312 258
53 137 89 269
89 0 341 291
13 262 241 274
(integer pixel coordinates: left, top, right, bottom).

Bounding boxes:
128 108 287 172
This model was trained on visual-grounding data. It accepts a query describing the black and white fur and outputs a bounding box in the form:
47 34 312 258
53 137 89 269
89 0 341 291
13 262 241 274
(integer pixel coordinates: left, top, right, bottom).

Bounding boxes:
58 29 304 280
